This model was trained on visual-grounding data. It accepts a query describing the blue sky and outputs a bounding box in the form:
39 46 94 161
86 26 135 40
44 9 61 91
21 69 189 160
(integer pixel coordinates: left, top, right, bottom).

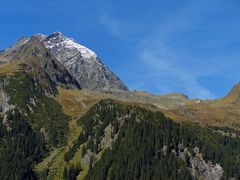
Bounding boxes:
1 0 240 99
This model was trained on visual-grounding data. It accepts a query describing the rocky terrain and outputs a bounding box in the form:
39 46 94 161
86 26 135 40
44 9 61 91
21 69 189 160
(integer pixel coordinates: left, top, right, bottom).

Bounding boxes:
99 89 189 109
12 36 81 91
0 32 128 91
43 32 128 91
165 82 240 129
0 37 29 63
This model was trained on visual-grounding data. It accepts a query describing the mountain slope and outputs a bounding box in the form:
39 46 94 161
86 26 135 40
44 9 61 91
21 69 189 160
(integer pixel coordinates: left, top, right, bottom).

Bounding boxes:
165 83 240 129
0 69 73 179
65 100 239 180
99 89 189 110
0 32 128 91
13 36 81 91
0 37 29 63
0 35 83 179
211 83 240 108
42 32 128 91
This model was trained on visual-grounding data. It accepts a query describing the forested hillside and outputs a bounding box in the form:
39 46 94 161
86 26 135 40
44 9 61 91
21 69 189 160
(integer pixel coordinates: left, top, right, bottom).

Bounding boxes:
75 100 240 180
0 68 71 179
1 82 240 179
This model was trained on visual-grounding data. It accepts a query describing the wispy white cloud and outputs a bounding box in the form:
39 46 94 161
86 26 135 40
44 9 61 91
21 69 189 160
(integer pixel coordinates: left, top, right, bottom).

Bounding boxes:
99 15 144 40
99 0 240 99
140 50 216 99
99 16 123 37
138 0 240 99
136 2 218 99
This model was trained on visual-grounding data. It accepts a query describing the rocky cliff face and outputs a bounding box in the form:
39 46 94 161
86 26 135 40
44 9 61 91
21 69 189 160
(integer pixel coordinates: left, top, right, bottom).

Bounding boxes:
176 146 224 180
0 80 14 123
42 32 128 91
10 36 81 93
0 37 29 63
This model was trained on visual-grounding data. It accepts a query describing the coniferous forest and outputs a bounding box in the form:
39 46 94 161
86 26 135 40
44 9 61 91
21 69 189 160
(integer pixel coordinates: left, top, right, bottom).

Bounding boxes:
0 110 46 179
77 100 240 180
1 95 240 179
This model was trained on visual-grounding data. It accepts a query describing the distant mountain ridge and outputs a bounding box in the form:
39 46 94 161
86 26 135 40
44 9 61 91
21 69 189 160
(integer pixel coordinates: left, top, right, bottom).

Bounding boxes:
0 32 128 91
220 83 240 106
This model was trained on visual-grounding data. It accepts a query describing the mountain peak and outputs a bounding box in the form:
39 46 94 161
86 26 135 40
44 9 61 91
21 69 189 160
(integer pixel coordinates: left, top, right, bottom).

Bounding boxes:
13 35 51 61
0 36 30 63
52 31 63 36
212 82 240 107
226 82 240 99
0 32 128 91
12 35 81 91
42 33 128 91
47 32 65 40
43 32 97 60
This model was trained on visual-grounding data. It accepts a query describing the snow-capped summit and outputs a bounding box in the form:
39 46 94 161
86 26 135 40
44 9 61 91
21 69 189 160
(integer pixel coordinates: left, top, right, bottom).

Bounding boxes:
42 32 128 91
0 32 128 91
43 32 97 60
